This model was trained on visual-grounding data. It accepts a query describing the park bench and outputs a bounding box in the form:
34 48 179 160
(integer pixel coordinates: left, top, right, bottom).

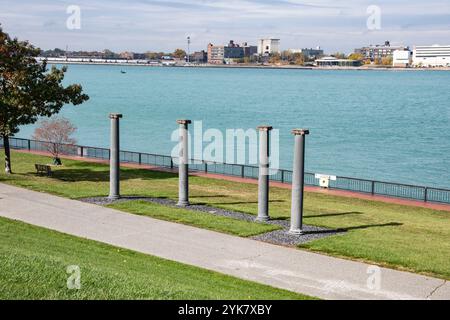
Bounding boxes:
35 164 52 176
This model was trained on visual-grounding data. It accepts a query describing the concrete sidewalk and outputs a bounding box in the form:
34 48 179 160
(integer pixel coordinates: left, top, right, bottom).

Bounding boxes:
0 183 448 300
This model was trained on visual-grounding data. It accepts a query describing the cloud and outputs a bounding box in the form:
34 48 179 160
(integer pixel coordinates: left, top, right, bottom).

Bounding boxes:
0 0 449 53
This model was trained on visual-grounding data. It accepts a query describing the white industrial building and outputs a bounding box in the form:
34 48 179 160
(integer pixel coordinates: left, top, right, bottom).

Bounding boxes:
393 50 412 67
288 47 324 59
315 56 362 67
413 45 450 67
258 39 280 55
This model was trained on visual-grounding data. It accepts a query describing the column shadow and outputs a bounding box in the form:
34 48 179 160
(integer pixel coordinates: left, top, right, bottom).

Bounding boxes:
302 222 403 235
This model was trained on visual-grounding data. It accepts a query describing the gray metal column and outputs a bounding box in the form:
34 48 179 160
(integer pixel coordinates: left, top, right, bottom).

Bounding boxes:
290 129 310 235
256 126 273 222
177 120 191 207
109 113 123 200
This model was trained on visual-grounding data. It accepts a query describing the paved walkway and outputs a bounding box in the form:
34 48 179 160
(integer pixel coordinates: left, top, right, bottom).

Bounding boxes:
15 149 450 212
0 183 448 300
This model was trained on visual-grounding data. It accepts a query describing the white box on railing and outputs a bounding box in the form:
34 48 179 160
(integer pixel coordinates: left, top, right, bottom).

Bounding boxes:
315 174 337 189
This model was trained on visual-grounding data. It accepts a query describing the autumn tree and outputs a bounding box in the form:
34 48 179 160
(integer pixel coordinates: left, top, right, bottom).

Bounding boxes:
293 52 305 65
0 26 89 173
33 117 77 165
103 49 118 59
348 53 364 61
146 52 170 60
269 53 282 64
146 52 159 60
332 52 348 59
173 49 187 60
381 56 393 66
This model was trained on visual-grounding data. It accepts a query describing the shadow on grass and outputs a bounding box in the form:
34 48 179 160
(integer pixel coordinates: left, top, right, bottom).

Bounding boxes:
206 200 286 206
191 195 230 199
305 212 364 219
302 222 403 235
26 167 176 183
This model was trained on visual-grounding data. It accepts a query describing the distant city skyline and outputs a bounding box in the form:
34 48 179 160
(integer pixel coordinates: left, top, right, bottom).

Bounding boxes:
1 0 450 53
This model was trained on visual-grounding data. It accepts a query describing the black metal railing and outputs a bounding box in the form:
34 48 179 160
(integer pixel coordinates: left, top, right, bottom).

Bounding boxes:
2 137 450 205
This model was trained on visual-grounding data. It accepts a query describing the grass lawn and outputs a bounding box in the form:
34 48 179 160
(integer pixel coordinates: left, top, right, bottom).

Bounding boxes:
109 201 278 237
0 217 312 300
1 151 450 280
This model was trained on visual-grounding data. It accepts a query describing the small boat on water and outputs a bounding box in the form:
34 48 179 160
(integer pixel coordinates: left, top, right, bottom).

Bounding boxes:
121 70 126 74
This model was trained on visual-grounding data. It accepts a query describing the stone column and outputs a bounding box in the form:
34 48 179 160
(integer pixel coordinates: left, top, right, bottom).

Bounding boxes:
290 129 310 235
177 120 191 206
256 126 273 222
109 113 123 200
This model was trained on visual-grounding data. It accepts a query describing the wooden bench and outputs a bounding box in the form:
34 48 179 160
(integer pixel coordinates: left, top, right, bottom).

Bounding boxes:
35 164 52 176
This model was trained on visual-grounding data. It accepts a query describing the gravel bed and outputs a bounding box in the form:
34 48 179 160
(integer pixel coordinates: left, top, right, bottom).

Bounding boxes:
80 196 344 246
251 225 343 246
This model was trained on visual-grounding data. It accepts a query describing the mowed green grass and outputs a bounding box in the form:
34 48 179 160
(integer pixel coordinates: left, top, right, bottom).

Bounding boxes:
0 217 311 300
0 152 278 237
1 151 450 280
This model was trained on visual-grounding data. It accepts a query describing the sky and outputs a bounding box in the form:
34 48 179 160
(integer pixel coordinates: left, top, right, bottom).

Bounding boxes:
0 0 449 54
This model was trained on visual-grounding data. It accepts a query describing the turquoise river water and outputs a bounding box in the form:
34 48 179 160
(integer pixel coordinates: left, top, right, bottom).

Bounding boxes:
19 64 450 188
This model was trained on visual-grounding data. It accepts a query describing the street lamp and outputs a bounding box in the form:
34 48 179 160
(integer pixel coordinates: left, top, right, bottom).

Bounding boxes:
187 36 191 64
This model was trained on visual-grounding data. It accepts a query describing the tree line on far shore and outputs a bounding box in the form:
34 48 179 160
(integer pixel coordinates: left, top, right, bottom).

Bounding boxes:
268 51 392 66
40 47 188 61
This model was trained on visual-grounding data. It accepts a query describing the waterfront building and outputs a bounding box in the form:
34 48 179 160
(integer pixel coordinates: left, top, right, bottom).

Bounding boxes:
258 39 280 55
393 50 412 68
207 43 225 64
224 40 245 60
355 41 408 62
302 47 324 59
242 42 258 57
413 45 450 67
207 41 248 64
190 50 207 63
315 56 362 67
119 51 135 60
133 53 146 60
288 47 324 59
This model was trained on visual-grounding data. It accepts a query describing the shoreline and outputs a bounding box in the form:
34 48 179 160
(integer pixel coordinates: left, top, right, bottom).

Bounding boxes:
45 61 450 72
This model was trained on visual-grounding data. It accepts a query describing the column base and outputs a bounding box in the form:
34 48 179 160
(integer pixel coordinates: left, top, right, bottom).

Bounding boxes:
108 195 121 200
177 201 190 207
289 228 304 236
255 216 270 222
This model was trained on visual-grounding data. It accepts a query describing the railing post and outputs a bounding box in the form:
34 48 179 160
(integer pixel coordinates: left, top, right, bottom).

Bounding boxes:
27 139 31 151
204 162 208 174
424 187 428 202
241 165 245 178
371 181 375 195
281 170 285 184
170 158 174 170
138 153 142 165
